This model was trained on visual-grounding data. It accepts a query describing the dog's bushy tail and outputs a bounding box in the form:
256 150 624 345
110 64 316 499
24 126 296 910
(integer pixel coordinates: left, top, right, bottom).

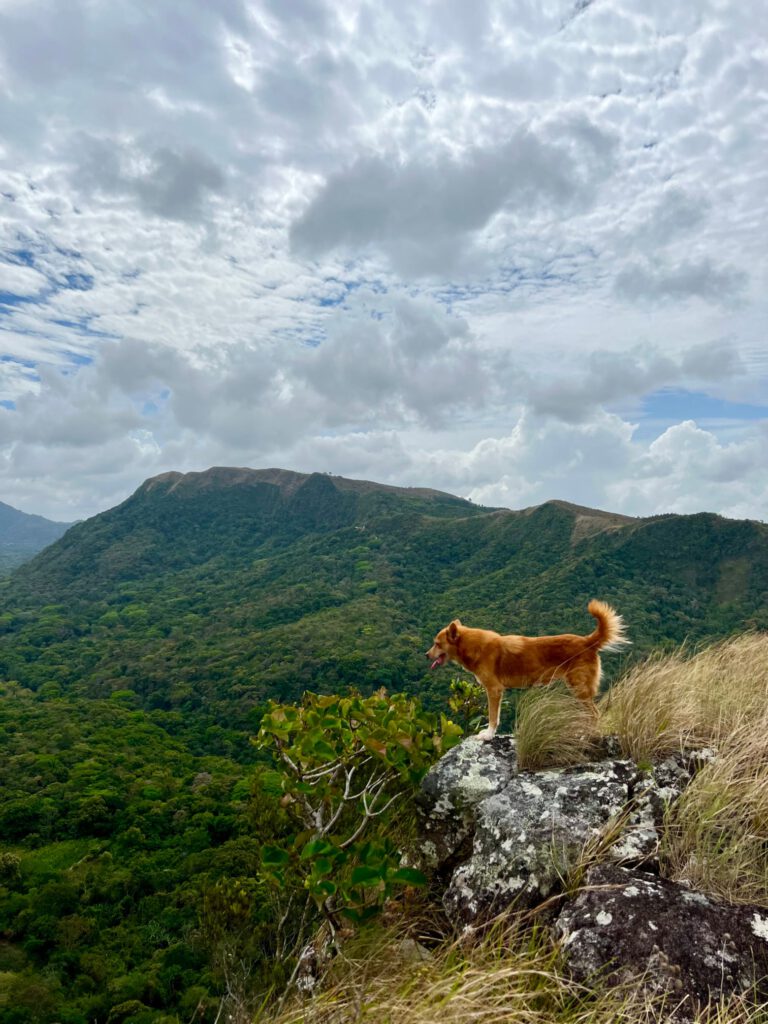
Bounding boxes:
586 599 630 651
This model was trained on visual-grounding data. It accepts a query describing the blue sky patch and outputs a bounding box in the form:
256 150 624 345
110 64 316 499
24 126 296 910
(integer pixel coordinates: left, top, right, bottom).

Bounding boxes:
59 350 94 366
64 271 94 291
1 354 37 369
630 388 768 440
644 388 768 422
0 290 36 307
51 317 115 340
9 248 36 267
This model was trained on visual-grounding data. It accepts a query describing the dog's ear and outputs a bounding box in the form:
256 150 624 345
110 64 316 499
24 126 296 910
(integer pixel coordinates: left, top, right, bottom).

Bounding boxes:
447 619 460 642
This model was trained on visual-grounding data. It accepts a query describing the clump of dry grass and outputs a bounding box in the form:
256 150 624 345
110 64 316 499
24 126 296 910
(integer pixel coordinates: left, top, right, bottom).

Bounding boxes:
515 683 601 771
260 921 768 1024
600 633 768 905
600 634 768 763
662 712 768 906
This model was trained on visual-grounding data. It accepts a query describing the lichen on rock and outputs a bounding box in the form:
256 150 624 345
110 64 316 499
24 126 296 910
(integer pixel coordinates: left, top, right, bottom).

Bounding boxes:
555 863 768 1012
416 735 518 872
442 759 638 923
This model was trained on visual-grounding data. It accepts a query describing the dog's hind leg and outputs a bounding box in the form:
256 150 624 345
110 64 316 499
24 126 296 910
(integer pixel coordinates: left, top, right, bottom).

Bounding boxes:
565 663 602 720
565 659 601 715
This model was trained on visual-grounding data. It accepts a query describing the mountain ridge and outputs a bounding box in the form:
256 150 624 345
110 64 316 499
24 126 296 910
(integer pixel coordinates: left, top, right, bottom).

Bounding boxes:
0 499 72 573
1 466 766 730
139 466 476 503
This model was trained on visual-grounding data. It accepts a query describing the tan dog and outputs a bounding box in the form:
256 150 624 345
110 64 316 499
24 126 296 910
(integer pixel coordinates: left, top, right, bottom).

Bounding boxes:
426 599 628 741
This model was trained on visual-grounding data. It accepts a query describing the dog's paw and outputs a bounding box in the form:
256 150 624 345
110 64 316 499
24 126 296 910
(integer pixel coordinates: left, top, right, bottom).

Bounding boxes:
476 728 496 743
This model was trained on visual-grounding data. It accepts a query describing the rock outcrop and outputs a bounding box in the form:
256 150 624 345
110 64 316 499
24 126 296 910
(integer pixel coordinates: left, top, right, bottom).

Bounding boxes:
417 736 764 1013
556 864 768 1010
417 735 518 872
418 737 697 923
443 757 637 921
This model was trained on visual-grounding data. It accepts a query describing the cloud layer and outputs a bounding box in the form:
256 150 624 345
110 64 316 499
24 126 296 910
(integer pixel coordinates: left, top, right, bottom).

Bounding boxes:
0 0 766 521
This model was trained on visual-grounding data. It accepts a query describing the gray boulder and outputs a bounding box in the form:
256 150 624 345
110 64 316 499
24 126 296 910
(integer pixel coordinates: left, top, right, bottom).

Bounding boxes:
418 736 712 928
556 863 768 1012
606 751 697 866
443 760 637 924
416 736 518 872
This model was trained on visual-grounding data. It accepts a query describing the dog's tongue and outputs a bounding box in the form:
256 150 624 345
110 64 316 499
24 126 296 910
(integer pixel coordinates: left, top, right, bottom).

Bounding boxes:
430 654 446 670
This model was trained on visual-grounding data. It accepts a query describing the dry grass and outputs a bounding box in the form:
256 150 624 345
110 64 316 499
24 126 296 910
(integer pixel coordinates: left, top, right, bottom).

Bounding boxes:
600 634 768 763
600 633 768 905
515 684 601 771
662 712 768 905
260 922 768 1024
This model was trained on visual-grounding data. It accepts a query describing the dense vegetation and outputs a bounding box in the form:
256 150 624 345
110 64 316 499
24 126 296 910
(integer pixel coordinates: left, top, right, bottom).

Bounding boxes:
0 683 454 1022
0 687 291 1021
1 467 767 1022
1 469 766 730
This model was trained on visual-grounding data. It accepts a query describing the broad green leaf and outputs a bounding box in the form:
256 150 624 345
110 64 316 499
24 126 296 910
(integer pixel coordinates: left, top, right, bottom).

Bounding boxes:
300 838 336 860
389 867 427 887
312 879 337 898
350 865 384 886
261 844 290 867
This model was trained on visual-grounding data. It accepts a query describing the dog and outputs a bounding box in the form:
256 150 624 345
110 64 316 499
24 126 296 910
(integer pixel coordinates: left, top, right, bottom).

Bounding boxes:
426 599 628 741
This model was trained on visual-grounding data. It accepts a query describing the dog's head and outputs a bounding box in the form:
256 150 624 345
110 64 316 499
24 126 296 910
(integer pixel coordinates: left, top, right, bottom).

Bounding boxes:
426 619 462 669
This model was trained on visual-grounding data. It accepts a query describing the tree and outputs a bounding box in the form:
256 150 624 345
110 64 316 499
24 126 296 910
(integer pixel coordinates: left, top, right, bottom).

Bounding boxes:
255 688 462 979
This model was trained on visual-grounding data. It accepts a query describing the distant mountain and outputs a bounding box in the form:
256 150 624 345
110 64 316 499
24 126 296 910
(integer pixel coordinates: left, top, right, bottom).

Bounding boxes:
1 467 766 727
0 499 71 573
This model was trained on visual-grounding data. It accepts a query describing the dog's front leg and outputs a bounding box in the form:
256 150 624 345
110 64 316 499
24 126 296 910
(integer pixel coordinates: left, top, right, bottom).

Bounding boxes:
476 685 503 742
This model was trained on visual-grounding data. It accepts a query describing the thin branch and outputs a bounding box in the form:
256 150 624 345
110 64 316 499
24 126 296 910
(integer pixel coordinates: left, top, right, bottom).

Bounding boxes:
275 892 294 962
338 784 405 851
365 789 405 819
347 768 393 803
322 764 358 834
303 759 345 781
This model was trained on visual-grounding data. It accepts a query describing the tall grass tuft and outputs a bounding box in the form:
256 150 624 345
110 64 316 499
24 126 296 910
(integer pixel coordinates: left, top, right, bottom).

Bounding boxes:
601 634 768 763
663 711 768 906
515 683 601 771
261 921 768 1024
601 633 768 905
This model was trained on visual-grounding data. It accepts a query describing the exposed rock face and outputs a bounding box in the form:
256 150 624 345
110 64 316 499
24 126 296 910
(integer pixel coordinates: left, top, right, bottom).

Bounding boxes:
443 760 637 921
418 736 759 1014
556 864 768 1011
416 735 518 872
606 752 697 865
418 738 708 927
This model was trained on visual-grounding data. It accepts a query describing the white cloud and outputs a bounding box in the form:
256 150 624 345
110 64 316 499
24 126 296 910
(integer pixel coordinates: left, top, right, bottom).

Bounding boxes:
0 0 765 523
529 339 746 423
0 260 48 296
614 258 748 305
290 117 617 275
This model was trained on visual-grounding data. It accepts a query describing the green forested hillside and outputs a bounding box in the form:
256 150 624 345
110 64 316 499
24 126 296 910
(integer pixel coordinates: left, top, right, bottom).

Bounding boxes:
2 467 768 1022
0 689 290 1022
1 469 766 728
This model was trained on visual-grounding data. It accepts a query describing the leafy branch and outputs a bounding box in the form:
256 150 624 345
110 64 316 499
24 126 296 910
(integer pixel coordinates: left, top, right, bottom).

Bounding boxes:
254 689 462 951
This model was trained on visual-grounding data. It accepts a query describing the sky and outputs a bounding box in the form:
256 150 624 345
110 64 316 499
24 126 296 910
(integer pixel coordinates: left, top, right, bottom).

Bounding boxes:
0 0 766 523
